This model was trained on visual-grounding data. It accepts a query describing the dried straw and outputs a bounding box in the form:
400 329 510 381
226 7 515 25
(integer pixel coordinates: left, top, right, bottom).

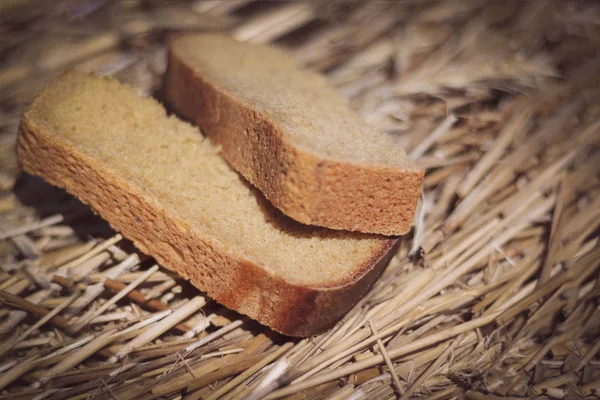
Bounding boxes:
0 1 598 399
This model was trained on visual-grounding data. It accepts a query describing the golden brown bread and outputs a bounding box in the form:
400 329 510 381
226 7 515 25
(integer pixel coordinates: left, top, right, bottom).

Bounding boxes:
17 72 397 337
165 33 424 236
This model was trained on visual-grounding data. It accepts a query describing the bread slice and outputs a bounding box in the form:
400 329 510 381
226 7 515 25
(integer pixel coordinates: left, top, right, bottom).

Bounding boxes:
17 72 397 337
165 33 424 236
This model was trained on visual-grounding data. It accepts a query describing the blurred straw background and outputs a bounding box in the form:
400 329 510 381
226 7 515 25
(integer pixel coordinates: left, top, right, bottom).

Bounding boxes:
0 0 599 399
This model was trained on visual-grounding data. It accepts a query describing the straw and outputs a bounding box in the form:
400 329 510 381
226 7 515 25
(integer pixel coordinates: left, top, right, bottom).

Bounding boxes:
0 1 597 398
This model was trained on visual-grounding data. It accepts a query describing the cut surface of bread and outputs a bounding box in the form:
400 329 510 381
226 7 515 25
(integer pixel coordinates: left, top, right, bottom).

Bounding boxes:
165 33 424 235
18 72 397 336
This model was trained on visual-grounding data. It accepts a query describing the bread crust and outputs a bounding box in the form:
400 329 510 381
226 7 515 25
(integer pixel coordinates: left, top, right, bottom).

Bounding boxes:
18 113 397 337
165 37 424 236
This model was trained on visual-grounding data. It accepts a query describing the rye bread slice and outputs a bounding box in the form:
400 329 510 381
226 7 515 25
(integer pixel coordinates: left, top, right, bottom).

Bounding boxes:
17 72 397 337
165 33 424 235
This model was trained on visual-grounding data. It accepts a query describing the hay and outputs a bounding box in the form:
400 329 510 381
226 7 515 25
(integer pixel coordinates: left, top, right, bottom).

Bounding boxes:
0 0 599 399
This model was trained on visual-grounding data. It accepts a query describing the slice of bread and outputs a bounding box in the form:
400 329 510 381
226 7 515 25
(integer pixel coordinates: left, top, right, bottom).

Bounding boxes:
17 72 397 337
165 33 424 236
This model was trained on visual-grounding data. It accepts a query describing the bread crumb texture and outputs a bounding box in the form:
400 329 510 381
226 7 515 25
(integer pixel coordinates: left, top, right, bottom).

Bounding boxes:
25 73 389 287
166 34 424 235
173 35 417 166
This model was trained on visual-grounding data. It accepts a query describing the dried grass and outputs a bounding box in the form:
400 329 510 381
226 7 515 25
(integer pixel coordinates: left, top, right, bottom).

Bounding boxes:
0 0 599 399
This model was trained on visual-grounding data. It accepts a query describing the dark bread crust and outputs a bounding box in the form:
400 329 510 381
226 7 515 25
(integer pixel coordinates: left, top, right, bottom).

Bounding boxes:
165 37 424 236
17 113 397 337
